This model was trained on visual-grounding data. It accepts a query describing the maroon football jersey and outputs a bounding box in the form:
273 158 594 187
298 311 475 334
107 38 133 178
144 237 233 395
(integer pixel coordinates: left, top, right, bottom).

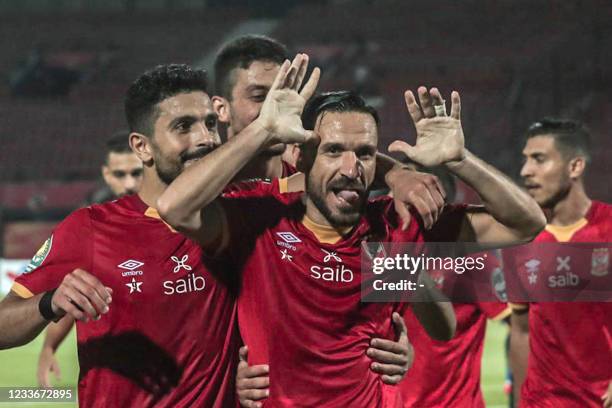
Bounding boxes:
205 179 466 407
508 201 612 408
13 194 239 408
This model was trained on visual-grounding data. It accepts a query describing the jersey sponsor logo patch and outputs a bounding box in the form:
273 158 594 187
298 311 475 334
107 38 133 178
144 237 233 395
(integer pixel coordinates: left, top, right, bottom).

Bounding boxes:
126 277 143 294
591 248 609 277
24 236 53 273
171 255 192 273
321 248 342 263
276 232 302 244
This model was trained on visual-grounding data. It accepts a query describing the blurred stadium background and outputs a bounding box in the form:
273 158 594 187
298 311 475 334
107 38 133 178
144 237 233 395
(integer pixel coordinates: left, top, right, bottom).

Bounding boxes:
0 0 610 406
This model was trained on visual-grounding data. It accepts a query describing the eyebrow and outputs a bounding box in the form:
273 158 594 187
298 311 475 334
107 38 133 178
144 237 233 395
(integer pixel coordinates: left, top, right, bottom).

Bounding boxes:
245 84 270 93
167 112 218 129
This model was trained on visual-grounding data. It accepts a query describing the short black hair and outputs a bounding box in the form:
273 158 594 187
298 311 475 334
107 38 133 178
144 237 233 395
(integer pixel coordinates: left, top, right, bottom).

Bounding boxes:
125 64 208 136
525 117 592 162
302 91 380 131
104 130 131 163
214 35 288 99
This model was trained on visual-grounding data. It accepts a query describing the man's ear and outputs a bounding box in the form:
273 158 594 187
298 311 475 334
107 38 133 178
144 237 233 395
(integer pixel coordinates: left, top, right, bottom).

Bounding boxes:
212 96 231 124
129 132 153 165
101 165 111 184
568 156 586 179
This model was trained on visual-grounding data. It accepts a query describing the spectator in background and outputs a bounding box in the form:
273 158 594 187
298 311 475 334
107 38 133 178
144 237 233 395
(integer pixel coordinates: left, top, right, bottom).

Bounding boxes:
87 131 143 204
37 131 142 388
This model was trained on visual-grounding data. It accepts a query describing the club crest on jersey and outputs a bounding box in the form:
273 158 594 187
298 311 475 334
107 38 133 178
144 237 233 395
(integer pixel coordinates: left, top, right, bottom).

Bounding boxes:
491 267 508 302
24 236 53 273
591 248 609 277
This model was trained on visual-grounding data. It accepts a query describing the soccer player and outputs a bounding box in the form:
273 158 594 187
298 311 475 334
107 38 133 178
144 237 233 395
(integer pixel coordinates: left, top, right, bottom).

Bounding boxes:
37 131 144 388
157 55 545 406
392 165 511 408
0 64 240 407
509 118 612 407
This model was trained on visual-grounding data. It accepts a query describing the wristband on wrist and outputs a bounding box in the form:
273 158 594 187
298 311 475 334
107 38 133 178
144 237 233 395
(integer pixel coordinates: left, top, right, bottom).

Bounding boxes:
38 289 59 322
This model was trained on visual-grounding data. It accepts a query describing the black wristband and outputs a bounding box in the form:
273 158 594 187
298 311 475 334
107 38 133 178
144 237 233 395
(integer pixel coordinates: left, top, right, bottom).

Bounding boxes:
38 289 59 321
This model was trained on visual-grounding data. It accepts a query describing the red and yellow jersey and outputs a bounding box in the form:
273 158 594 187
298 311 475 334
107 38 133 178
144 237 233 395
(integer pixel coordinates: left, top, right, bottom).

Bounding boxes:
400 251 509 408
13 194 239 408
204 179 466 407
508 200 612 408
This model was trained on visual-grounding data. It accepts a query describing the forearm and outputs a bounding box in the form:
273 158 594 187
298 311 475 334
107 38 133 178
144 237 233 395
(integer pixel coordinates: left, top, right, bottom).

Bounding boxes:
42 316 74 352
411 273 456 341
157 120 271 228
0 292 49 349
446 150 545 239
373 153 405 189
509 312 529 404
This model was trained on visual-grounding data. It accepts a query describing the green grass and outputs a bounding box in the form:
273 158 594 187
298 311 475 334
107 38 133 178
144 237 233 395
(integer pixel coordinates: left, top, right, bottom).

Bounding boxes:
0 329 78 408
0 322 508 407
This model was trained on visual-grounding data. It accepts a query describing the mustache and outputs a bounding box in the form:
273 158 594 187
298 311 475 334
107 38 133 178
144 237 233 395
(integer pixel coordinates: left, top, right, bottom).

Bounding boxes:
180 145 217 163
327 178 366 193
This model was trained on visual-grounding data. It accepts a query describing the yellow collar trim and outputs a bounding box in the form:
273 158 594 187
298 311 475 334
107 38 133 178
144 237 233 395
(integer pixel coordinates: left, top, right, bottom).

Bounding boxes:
144 207 177 232
545 218 588 242
302 215 352 244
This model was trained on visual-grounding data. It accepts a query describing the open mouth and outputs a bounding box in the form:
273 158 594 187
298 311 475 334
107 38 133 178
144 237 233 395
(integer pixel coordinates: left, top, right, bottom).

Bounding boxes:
331 188 362 205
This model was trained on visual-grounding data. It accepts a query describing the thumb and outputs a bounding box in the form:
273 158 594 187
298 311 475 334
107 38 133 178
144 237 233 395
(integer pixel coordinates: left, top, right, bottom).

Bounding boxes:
393 199 412 231
392 312 408 342
388 141 417 161
52 360 62 381
239 345 249 362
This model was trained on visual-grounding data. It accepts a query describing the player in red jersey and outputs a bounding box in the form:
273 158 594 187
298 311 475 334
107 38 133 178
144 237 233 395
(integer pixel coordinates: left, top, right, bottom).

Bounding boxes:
394 167 511 408
158 54 545 406
509 118 612 407
36 131 144 388
0 64 246 407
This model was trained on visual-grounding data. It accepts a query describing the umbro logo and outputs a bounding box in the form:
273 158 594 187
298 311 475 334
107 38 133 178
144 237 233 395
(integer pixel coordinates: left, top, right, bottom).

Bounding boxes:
118 260 144 270
276 232 302 244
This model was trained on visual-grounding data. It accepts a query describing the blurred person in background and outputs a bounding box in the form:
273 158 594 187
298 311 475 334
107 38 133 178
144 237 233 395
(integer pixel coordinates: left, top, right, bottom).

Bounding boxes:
37 131 143 388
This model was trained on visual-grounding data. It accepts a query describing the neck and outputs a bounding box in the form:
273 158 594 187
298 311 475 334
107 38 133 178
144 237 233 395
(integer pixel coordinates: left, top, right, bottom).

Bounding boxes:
233 154 284 181
547 182 591 226
137 168 167 209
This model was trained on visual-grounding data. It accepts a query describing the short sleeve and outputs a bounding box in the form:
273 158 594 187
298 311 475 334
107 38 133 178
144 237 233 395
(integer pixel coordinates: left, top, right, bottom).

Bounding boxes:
12 208 93 298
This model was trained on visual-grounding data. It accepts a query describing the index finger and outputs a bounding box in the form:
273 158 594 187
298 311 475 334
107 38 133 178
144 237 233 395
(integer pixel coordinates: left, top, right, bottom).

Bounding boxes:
73 269 111 303
370 338 406 355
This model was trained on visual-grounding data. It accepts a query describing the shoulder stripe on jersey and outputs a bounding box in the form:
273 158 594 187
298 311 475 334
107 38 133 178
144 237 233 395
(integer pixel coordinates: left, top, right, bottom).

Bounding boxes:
11 282 34 299
490 307 512 321
509 302 529 311
279 177 289 194
144 207 177 233
545 218 588 242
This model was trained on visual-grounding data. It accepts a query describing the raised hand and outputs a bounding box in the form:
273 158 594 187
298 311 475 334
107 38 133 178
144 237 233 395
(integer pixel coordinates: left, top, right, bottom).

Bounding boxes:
256 53 321 147
389 87 465 168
